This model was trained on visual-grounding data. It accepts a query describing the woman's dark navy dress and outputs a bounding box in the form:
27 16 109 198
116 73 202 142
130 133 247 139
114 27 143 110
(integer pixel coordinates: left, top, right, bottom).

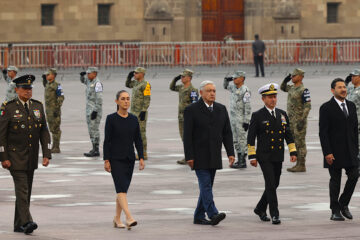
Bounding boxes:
103 112 144 193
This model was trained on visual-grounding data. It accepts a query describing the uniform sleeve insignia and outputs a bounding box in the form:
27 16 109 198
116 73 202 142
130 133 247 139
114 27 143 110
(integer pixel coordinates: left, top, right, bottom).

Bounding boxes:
0 110 4 116
95 82 103 93
56 84 64 96
190 91 198 103
144 82 151 96
302 88 311 103
243 91 251 103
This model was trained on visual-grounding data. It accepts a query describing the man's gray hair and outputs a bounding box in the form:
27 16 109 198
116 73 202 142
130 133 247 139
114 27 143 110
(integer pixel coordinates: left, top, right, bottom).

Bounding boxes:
199 80 215 91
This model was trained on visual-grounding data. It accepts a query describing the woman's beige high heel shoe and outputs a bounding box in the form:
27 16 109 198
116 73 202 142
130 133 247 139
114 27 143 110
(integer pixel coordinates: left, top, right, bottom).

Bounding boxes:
113 217 125 228
126 219 137 230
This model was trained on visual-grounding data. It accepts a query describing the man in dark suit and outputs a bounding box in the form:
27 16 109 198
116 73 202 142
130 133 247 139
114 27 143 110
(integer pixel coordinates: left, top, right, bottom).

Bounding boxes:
183 80 235 226
319 78 359 221
247 83 297 225
0 75 51 234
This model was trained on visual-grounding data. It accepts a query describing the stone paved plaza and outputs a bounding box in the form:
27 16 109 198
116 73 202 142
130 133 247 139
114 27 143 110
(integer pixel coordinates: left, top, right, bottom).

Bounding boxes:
1 65 360 240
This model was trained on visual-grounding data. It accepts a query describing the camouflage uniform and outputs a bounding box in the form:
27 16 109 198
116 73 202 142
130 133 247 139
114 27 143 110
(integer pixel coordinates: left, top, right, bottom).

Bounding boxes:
80 67 103 156
170 69 199 164
2 66 18 101
43 69 64 153
346 69 360 161
280 68 311 172
223 70 251 168
126 67 151 159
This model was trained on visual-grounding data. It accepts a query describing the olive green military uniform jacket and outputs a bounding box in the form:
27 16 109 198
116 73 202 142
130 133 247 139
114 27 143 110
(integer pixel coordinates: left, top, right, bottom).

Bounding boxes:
0 98 51 171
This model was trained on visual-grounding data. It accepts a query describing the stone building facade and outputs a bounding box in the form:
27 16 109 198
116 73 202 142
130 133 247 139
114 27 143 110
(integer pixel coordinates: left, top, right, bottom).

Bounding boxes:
0 0 359 43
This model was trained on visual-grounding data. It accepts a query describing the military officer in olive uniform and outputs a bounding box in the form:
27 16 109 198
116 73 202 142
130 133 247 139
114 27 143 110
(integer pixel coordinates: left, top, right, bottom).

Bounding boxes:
248 83 297 225
170 69 199 164
280 68 311 172
2 65 19 101
0 74 51 235
42 68 64 153
223 70 251 168
80 67 103 157
126 67 151 160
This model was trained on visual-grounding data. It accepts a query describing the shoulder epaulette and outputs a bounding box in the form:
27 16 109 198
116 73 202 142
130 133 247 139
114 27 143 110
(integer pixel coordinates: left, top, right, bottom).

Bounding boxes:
31 99 43 104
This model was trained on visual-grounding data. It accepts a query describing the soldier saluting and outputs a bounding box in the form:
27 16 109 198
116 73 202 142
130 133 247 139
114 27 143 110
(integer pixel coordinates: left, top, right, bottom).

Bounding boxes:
248 83 297 225
280 68 311 172
170 69 198 165
0 74 51 235
42 68 64 153
126 67 151 160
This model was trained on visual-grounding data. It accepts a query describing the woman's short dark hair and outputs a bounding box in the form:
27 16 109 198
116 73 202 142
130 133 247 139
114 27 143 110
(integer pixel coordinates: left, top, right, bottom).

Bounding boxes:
331 78 345 89
116 90 128 100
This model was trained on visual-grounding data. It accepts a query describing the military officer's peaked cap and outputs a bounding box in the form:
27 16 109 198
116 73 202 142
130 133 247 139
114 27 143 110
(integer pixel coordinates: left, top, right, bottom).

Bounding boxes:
86 66 99 74
7 65 19 72
258 83 279 95
350 69 360 76
13 74 35 89
181 69 194 77
291 68 305 76
232 70 246 79
134 67 146 73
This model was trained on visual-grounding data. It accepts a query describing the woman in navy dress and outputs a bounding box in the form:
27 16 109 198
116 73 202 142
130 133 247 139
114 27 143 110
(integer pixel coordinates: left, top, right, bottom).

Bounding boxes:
103 90 145 229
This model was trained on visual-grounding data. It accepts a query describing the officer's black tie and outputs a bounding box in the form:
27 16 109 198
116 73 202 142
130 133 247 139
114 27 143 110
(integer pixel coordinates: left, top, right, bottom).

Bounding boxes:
271 110 276 119
24 102 29 115
341 102 348 117
208 106 213 112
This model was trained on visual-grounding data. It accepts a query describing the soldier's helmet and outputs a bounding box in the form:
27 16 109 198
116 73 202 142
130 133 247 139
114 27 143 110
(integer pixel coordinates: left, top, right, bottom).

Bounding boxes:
86 66 99 74
232 70 246 79
134 67 146 74
45 68 57 76
291 68 305 76
350 69 360 76
181 69 194 77
7 65 19 72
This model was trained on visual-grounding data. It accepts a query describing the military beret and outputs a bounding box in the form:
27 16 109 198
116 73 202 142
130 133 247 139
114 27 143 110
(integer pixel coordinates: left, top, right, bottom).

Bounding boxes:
258 83 279 95
232 70 246 79
13 74 35 89
291 68 305 76
134 67 146 74
7 65 18 72
86 66 99 74
181 69 194 77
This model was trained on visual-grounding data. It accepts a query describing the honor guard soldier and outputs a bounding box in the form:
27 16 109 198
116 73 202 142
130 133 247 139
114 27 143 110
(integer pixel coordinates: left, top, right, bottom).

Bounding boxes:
281 68 311 172
170 69 199 164
346 69 360 168
126 67 151 160
42 68 64 153
2 65 19 101
223 70 251 168
248 83 297 225
80 67 103 157
0 74 51 235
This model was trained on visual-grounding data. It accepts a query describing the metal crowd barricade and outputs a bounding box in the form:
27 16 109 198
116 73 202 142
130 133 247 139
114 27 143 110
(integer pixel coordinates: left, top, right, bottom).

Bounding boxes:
1 39 360 69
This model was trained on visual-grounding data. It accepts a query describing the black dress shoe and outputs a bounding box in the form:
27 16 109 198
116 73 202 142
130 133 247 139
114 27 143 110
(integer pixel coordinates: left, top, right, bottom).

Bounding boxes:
210 213 226 226
193 218 212 225
330 212 345 221
271 216 281 225
23 222 38 235
254 208 270 222
341 206 353 219
14 226 24 233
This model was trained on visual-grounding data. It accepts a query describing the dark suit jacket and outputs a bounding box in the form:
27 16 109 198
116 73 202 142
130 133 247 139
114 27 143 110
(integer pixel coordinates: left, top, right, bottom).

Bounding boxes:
319 97 358 169
0 98 51 171
247 107 297 163
183 98 234 170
